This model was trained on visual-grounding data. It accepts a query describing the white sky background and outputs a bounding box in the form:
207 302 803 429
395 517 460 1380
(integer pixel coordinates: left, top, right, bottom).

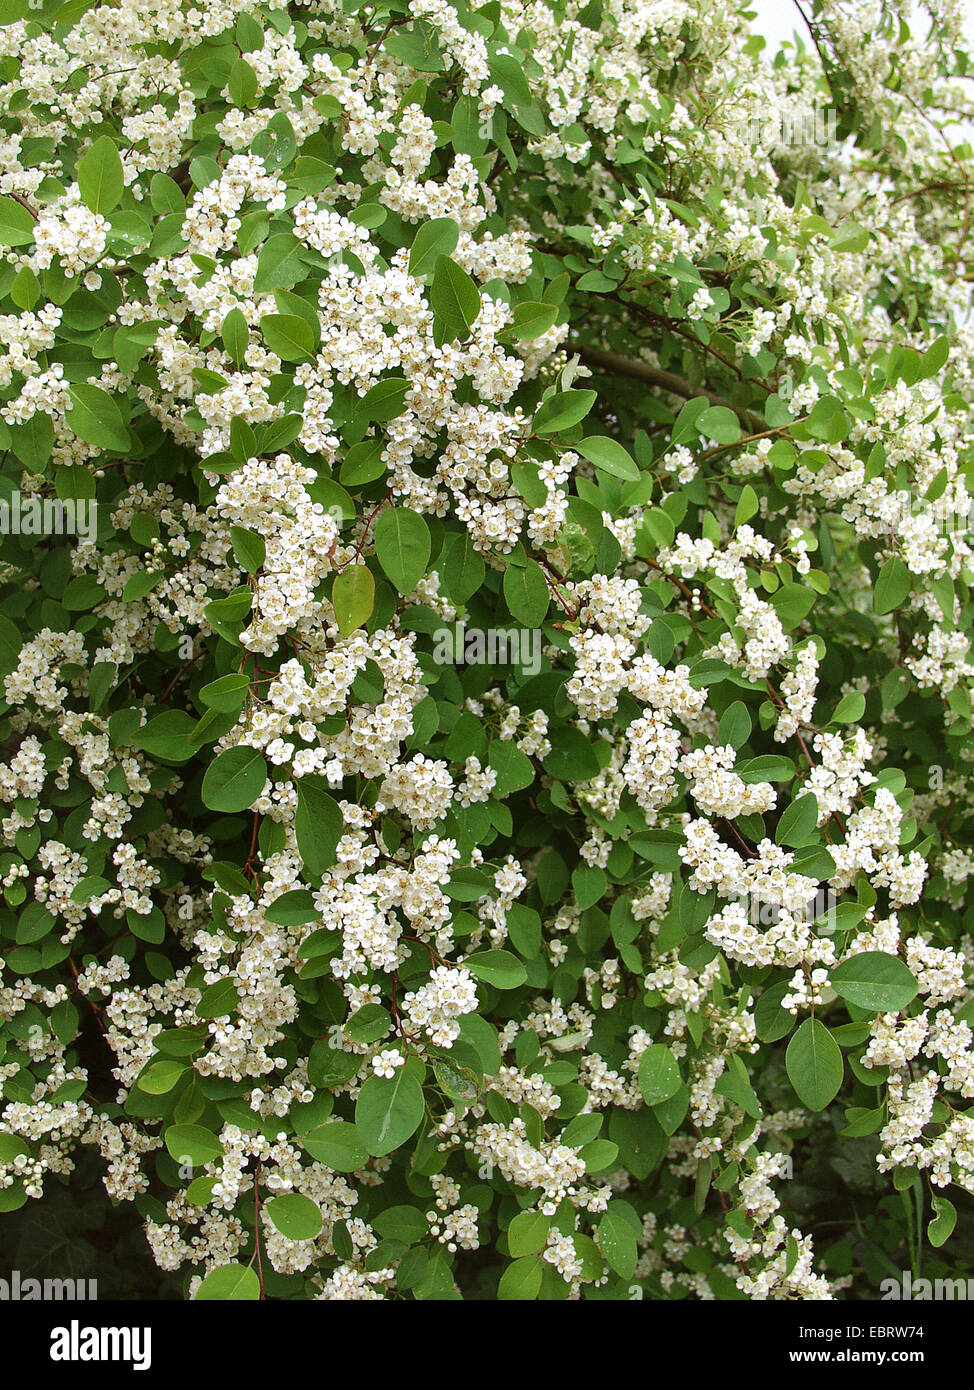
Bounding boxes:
746 0 974 140
745 0 815 54
746 0 974 59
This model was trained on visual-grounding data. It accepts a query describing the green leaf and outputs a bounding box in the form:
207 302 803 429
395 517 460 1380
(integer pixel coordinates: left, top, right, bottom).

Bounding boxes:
718 701 751 749
734 484 759 527
533 389 596 435
230 526 265 574
542 726 601 782
507 903 541 958
562 1113 603 1148
501 301 558 341
150 173 185 215
452 94 489 155
164 1123 222 1167
266 1193 323 1241
0 195 36 246
576 435 640 481
510 456 547 508
830 952 918 1013
222 308 249 367
698 406 742 445
487 740 535 796
349 203 385 230
920 336 949 378
11 265 40 311
194 1264 261 1301
339 440 385 487
196 978 239 1020
66 384 129 452
333 563 375 637
356 377 410 423
874 556 911 615
260 313 315 361
463 949 527 990
344 1003 391 1045
497 1256 543 1300
775 793 819 847
374 506 431 594
507 1211 550 1256
841 1106 885 1138
294 776 343 877
253 233 308 293
429 254 481 343
355 1069 426 1157
737 755 794 783
113 322 159 371
137 1059 186 1094
227 56 258 108
806 397 850 444
373 1205 429 1244
9 414 54 473
503 558 549 626
831 692 865 724
445 867 491 901
657 1083 691 1137
63 575 106 611
200 673 250 713
88 661 116 710
830 220 869 254
637 1044 682 1104
77 136 124 215
490 51 533 106
785 1018 843 1111
132 710 196 762
201 746 267 812
439 530 485 604
408 217 459 278
572 864 606 909
790 845 836 882
432 1056 477 1103
300 1120 369 1172
598 1201 640 1280
264 890 318 926
928 1195 957 1248
0 618 21 677
259 414 303 452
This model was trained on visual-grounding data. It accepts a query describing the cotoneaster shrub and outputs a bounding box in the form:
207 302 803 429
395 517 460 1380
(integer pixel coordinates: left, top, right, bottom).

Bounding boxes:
1 0 974 1302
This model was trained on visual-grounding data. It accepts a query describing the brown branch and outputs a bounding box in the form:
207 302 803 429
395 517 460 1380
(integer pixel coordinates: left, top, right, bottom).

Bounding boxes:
574 345 766 432
7 191 38 220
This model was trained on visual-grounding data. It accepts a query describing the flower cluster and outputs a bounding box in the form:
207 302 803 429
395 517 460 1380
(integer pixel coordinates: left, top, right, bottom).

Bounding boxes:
0 0 973 1307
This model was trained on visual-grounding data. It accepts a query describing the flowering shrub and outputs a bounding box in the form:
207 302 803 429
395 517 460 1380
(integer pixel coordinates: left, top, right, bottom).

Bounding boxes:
1 0 973 1302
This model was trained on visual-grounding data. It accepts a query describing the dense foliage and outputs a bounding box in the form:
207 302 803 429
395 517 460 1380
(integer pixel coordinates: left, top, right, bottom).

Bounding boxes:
1 0 974 1301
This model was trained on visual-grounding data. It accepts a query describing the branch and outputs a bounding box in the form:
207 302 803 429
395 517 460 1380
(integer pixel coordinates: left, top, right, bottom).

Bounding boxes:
7 190 38 220
792 0 834 94
574 344 766 432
